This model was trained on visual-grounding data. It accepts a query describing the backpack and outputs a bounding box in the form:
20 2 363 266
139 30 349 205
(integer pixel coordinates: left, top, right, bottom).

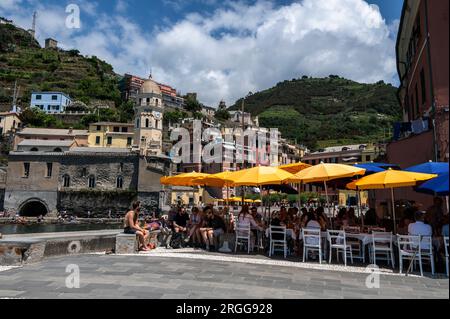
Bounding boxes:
170 232 184 249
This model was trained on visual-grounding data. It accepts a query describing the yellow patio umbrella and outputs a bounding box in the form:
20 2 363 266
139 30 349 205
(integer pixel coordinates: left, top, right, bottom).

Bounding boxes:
278 162 312 174
192 171 236 187
160 172 211 186
286 162 366 211
287 163 366 184
231 166 294 186
230 166 294 218
354 169 437 233
244 199 254 203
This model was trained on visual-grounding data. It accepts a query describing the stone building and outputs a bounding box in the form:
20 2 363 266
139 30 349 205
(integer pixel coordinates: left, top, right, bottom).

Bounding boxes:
45 38 58 49
4 147 171 217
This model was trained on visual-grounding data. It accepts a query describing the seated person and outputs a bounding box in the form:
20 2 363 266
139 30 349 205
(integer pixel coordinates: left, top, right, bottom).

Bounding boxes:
335 207 347 229
250 206 263 224
199 207 226 250
306 212 321 229
237 206 263 231
124 201 150 251
315 207 329 230
185 207 202 244
408 211 433 250
173 207 190 235
397 216 413 235
364 208 378 226
344 207 357 227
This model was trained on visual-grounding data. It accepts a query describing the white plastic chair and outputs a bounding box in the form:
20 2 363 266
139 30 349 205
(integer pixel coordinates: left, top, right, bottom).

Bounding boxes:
397 234 434 276
444 236 449 277
370 231 395 269
398 234 420 275
302 228 322 263
234 223 251 254
327 230 353 266
269 225 287 258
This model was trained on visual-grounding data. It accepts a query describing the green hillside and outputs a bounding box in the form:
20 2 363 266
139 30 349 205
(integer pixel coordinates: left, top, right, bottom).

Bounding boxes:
231 76 401 150
0 22 121 111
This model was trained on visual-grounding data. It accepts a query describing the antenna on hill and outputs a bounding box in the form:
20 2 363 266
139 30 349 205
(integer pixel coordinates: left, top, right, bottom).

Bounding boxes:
29 11 37 39
11 80 20 113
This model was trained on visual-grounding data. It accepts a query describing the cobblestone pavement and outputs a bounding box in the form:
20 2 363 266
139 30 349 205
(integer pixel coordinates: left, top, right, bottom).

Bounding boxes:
0 250 448 299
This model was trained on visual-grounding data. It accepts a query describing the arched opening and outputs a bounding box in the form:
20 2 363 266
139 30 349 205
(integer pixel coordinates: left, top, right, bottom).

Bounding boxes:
145 118 149 128
19 199 49 217
63 174 70 187
54 147 63 152
30 147 39 152
116 176 123 189
88 175 96 188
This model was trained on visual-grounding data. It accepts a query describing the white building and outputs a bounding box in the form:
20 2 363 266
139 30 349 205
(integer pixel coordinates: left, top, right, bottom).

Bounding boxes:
30 92 72 114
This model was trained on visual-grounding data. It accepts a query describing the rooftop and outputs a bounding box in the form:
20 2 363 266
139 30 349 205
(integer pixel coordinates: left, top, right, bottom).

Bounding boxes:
90 122 134 127
17 128 88 136
68 147 133 154
310 144 368 154
17 140 75 147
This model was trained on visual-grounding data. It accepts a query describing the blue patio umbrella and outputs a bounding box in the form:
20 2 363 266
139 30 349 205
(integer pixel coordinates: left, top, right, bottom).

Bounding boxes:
416 172 449 196
368 162 401 169
405 161 449 175
353 163 386 174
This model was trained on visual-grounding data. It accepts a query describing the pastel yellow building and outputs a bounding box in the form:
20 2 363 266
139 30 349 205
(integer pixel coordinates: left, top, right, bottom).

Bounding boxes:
88 122 134 148
0 112 21 136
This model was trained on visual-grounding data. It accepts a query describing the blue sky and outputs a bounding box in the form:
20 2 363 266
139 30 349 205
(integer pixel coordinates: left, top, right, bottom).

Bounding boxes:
0 0 403 106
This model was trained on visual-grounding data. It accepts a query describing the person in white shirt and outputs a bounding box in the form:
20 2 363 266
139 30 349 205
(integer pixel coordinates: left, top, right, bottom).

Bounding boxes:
408 211 432 249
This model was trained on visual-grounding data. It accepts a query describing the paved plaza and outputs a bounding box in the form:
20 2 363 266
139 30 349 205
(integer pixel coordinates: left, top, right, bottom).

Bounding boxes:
0 249 448 299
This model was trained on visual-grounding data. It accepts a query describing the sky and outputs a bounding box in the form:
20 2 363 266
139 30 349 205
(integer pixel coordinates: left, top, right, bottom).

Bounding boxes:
0 0 404 107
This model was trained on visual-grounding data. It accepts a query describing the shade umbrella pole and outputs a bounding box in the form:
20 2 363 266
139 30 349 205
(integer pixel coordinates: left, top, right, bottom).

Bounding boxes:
298 182 302 209
391 187 397 234
324 180 330 214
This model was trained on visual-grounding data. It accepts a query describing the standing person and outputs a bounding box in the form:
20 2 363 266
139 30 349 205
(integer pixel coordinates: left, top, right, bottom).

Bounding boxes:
124 201 150 251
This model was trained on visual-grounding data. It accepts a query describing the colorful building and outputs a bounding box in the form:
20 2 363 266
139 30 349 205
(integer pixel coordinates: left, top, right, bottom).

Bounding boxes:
392 0 449 163
88 122 134 148
0 112 21 136
13 128 88 150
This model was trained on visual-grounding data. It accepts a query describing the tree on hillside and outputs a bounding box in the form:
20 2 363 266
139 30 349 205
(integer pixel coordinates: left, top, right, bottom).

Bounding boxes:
19 108 63 128
185 95 202 113
215 108 230 121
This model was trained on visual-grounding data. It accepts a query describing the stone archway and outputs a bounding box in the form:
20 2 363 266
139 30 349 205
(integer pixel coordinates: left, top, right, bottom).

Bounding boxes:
18 199 49 217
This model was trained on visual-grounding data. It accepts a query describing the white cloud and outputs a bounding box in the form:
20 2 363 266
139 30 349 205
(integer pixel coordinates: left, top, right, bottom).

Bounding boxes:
150 0 397 105
0 0 22 11
115 0 127 13
0 0 398 107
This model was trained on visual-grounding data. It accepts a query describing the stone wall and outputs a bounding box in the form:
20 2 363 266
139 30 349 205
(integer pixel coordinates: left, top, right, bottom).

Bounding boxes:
59 154 139 191
58 190 137 216
3 190 58 216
